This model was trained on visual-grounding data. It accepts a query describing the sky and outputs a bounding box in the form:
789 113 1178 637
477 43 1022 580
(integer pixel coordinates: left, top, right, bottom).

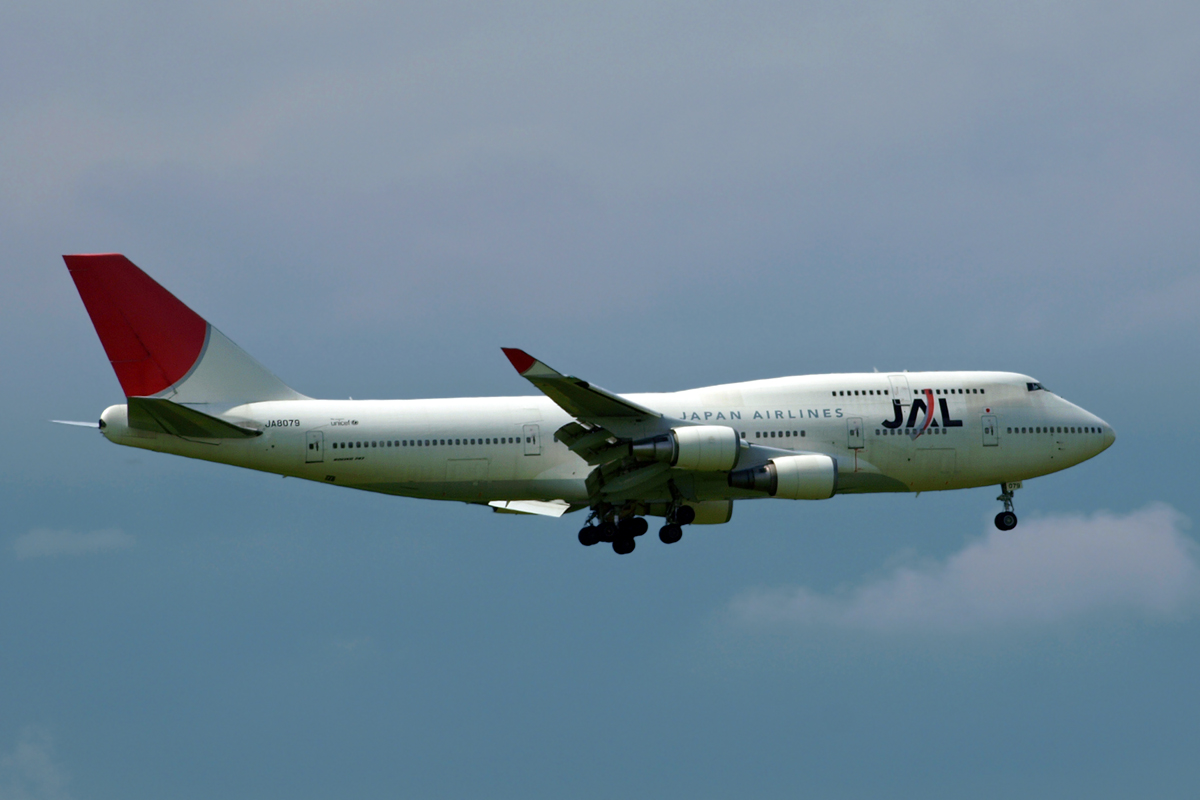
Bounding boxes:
2 1 1199 797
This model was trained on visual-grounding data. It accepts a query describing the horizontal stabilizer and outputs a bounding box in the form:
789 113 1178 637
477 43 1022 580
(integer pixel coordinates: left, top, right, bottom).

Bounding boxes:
127 397 262 439
488 499 573 517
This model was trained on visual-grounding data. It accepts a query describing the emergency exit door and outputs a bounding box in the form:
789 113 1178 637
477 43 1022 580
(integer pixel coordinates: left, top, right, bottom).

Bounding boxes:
847 417 864 449
305 430 324 463
981 415 998 446
523 424 542 456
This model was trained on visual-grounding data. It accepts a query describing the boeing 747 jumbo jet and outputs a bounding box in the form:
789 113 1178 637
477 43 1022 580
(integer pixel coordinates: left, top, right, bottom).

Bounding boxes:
60 254 1115 555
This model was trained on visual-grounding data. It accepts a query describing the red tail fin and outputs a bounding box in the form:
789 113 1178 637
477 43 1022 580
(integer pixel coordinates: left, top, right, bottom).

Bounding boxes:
64 254 208 397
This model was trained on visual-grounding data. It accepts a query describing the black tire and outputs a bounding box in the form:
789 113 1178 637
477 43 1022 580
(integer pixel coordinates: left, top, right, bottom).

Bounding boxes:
675 505 696 525
578 527 599 546
659 524 683 544
612 538 636 555
630 517 649 537
596 520 618 543
995 511 1018 531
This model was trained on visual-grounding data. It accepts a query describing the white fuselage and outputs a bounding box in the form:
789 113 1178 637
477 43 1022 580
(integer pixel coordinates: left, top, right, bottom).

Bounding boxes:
98 371 1114 507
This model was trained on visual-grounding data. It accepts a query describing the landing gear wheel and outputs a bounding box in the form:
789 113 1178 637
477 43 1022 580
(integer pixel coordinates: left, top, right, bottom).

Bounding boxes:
675 505 696 525
596 520 618 543
659 524 683 544
995 511 1018 531
994 482 1020 531
618 517 649 538
612 538 636 555
578 527 599 546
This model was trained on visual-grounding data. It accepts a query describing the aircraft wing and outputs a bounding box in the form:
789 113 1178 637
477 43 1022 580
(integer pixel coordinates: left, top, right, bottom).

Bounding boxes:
501 349 660 421
501 348 684 500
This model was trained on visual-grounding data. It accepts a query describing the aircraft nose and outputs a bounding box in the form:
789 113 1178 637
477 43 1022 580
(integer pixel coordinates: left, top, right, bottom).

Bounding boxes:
1090 414 1115 453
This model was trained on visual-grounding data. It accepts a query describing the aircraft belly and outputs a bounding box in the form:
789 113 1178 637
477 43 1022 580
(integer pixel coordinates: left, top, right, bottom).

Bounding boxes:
836 472 910 493
325 441 589 503
349 478 589 503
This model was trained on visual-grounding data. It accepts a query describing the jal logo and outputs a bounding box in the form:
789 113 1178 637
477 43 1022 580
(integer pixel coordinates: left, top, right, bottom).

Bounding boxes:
882 389 962 438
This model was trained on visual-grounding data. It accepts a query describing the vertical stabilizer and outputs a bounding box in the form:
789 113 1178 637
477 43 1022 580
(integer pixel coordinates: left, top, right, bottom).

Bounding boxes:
64 254 306 404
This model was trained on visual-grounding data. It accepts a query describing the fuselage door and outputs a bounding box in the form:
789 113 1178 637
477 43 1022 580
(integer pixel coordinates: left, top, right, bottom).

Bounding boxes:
305 430 324 463
888 374 911 404
523 423 542 456
981 415 998 447
847 417 864 449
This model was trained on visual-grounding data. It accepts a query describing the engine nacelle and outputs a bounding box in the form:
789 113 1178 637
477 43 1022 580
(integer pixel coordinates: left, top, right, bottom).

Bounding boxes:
631 425 741 472
683 500 734 525
642 499 734 524
727 454 838 499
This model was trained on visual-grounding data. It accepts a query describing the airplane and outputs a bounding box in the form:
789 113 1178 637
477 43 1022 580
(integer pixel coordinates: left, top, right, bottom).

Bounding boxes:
59 253 1116 555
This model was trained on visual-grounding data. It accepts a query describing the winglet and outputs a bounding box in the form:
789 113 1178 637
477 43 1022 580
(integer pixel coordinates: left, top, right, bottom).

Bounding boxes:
500 348 563 379
501 348 537 375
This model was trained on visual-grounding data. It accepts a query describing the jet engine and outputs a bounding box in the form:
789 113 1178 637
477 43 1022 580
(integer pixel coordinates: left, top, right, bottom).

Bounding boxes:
727 454 838 499
630 425 741 472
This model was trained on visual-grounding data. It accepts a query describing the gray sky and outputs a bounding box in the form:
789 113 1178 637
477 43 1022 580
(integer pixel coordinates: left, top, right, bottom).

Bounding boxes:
2 1 1199 798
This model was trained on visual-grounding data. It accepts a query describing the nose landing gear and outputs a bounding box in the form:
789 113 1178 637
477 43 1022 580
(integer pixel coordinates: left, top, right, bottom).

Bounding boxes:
995 482 1021 530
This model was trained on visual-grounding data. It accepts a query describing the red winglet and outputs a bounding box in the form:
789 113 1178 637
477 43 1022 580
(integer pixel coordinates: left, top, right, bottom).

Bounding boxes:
64 254 208 397
501 348 537 375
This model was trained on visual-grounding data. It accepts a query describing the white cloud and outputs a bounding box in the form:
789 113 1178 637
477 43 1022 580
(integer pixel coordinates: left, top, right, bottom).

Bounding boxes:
0 728 70 800
13 528 134 560
731 504 1199 632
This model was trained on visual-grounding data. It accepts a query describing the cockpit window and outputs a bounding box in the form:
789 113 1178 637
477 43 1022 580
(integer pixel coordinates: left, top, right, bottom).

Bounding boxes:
1026 382 1046 391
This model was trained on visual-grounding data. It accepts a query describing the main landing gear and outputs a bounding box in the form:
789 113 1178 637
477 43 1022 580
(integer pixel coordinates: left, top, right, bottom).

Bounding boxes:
577 504 696 554
658 504 694 545
577 512 648 554
994 482 1021 531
